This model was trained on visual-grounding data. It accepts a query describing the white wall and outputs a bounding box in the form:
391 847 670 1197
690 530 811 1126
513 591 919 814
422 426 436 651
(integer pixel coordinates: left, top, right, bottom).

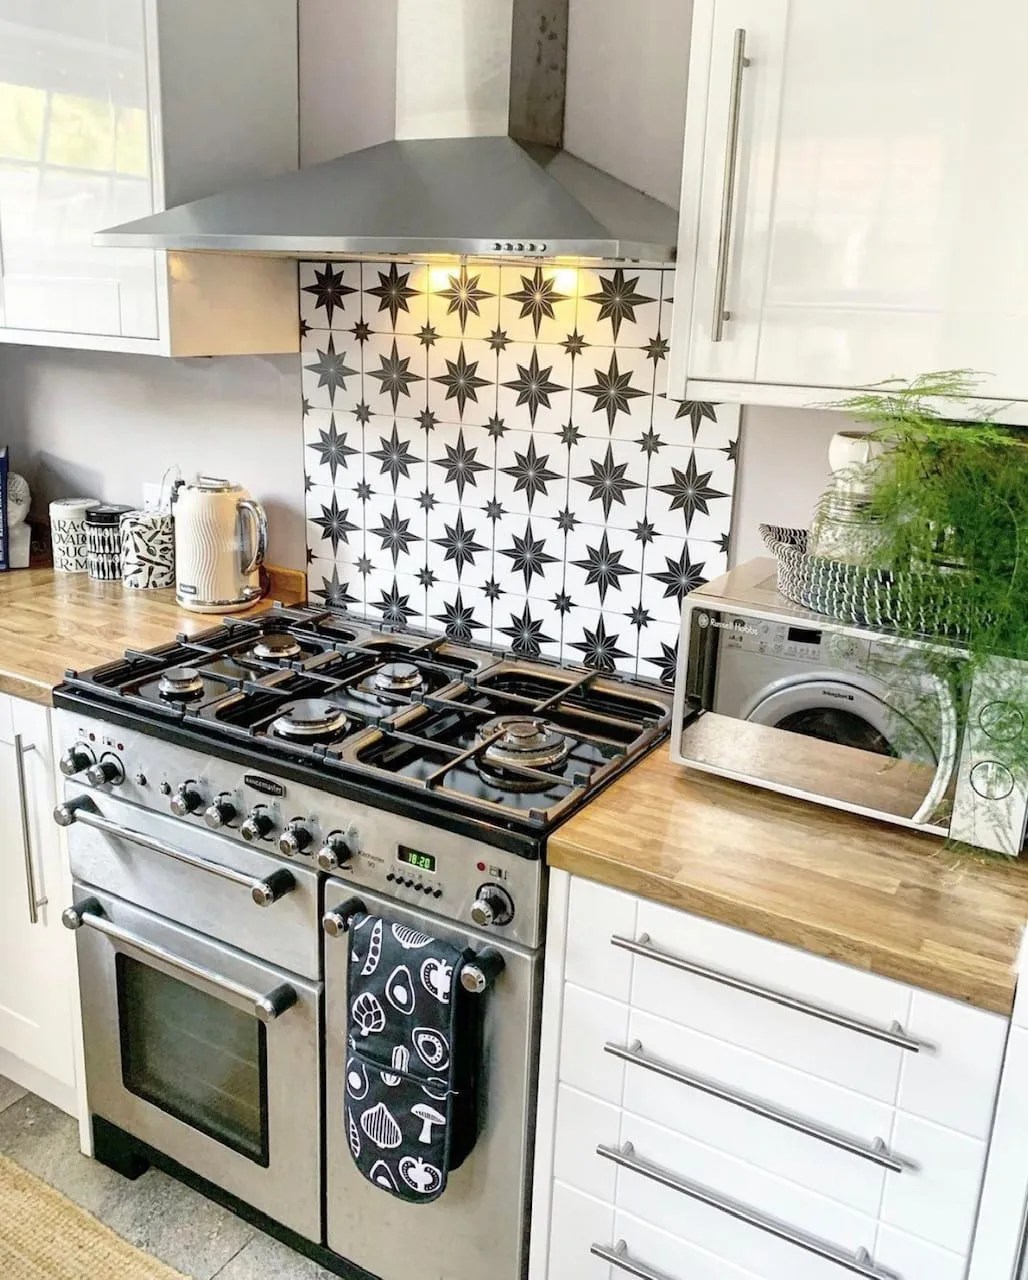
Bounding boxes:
0 347 306 568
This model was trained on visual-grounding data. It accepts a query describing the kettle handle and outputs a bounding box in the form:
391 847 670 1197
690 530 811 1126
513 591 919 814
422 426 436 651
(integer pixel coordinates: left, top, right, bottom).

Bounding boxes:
238 499 268 576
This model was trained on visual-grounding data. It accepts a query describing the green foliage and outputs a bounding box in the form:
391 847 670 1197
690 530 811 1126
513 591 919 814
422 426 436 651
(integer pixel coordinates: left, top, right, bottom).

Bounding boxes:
829 372 1028 853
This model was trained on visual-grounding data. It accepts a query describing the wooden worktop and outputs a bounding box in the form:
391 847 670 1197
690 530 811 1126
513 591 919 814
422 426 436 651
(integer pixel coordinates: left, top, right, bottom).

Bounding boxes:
0 566 305 706
549 749 1028 1015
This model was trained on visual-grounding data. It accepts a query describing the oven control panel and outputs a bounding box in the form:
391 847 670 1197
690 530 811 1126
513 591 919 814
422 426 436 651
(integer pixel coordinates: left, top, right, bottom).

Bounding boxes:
55 710 545 949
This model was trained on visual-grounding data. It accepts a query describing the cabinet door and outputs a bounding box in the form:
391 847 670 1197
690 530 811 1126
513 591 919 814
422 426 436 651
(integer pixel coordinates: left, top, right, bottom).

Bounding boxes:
678 0 1028 402
0 698 76 1100
0 0 159 339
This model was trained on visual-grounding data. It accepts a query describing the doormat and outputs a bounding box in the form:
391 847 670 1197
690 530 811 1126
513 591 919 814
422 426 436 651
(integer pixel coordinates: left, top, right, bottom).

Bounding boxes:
0 1153 189 1280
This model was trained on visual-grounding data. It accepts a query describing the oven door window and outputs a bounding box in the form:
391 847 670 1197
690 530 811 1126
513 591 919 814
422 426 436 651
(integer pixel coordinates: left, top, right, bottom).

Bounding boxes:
116 954 269 1166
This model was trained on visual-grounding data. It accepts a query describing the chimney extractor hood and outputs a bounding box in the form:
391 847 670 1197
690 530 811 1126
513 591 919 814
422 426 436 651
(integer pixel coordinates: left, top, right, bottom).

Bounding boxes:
95 136 678 262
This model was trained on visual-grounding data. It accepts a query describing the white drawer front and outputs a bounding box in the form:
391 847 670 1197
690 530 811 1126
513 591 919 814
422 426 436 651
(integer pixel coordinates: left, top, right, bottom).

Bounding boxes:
621 1007 890 1217
881 1112 988 1255
567 876 637 1002
546 1182 613 1280
560 983 628 1105
608 1207 764 1280
554 1085 620 1203
630 899 911 1102
0 695 13 746
874 1226 967 1280
614 1111 878 1279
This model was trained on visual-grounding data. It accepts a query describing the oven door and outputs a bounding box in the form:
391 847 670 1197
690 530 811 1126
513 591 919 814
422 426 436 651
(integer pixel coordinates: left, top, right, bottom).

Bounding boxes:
67 883 322 1242
322 880 540 1280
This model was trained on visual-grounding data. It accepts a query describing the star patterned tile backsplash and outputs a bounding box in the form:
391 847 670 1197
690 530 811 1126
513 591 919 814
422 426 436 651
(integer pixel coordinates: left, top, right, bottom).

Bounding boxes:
300 259 739 685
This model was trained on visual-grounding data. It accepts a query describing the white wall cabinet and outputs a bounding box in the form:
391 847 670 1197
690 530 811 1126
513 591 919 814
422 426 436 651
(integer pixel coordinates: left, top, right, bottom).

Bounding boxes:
0 0 298 355
0 694 77 1114
531 871 1008 1280
669 0 1028 410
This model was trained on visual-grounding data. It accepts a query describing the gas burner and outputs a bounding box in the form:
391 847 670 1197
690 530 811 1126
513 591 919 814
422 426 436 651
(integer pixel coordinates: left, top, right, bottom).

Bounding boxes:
270 698 351 743
253 633 303 662
478 717 571 773
158 667 205 700
373 661 424 695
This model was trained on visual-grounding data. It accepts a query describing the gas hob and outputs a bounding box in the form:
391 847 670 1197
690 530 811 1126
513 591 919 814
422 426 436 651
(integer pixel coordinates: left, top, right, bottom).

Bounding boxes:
55 605 672 850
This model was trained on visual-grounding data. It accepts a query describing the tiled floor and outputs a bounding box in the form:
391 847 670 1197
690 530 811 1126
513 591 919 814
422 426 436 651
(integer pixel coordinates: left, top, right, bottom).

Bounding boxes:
0 1078 336 1279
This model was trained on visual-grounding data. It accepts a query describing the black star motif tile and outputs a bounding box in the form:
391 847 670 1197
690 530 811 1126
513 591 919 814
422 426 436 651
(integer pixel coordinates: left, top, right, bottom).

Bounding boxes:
428 339 495 424
569 439 647 528
496 600 559 659
496 518 563 596
365 569 426 630
428 585 490 644
637 627 679 686
308 489 360 557
367 496 424 567
499 264 577 342
641 535 727 624
432 262 499 339
431 426 494 503
299 261 359 330
304 409 361 487
578 267 659 345
563 611 636 675
497 344 571 429
367 336 427 413
652 393 737 450
367 421 426 498
310 559 361 612
495 432 567 517
575 347 653 434
301 332 361 410
565 525 642 609
426 505 492 587
649 446 733 538
363 261 428 334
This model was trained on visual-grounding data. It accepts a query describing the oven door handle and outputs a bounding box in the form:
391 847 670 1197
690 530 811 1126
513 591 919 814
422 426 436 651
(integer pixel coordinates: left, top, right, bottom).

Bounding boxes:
62 896 298 1023
54 797 296 908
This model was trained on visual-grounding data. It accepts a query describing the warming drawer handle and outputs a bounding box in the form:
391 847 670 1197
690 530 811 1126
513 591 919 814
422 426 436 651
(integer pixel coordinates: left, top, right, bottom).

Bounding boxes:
590 1240 679 1280
596 1142 898 1279
53 797 295 908
610 933 926 1053
604 1040 910 1173
61 897 297 1023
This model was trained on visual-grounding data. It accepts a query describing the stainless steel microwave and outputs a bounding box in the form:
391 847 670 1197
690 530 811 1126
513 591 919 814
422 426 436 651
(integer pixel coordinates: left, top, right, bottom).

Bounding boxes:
671 559 1028 856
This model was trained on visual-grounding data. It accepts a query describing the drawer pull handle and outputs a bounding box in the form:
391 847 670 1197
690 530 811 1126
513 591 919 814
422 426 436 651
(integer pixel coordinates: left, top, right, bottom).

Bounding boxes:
605 1040 910 1173
597 1142 899 1279
54 796 296 908
14 735 46 925
610 933 925 1053
590 1239 678 1280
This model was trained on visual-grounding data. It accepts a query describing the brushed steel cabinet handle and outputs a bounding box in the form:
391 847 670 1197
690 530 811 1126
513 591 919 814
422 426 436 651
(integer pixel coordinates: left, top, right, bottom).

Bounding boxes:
62 898 297 1023
590 1240 678 1280
597 1142 899 1279
610 933 925 1053
54 797 295 907
711 27 751 342
605 1040 910 1172
14 735 46 925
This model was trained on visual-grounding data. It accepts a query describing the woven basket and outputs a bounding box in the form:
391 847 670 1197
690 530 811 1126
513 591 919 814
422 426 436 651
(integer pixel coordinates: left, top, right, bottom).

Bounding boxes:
759 525 971 638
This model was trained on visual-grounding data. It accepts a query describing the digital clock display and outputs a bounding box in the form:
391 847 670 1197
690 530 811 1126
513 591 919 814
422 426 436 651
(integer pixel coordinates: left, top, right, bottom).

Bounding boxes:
398 846 437 875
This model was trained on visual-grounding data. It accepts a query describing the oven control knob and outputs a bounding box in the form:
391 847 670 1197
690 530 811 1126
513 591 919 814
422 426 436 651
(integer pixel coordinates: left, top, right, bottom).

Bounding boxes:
470 884 514 928
240 807 274 843
279 821 313 857
59 744 94 778
85 757 124 787
204 796 237 829
170 782 203 817
316 828 359 871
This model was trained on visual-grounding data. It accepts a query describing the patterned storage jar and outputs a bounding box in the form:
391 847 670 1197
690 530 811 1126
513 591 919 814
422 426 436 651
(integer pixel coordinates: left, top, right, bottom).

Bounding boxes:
50 498 97 573
120 510 175 589
85 504 132 581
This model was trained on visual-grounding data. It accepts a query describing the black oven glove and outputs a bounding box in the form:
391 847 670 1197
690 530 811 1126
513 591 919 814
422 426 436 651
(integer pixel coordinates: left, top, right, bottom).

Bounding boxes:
344 914 480 1203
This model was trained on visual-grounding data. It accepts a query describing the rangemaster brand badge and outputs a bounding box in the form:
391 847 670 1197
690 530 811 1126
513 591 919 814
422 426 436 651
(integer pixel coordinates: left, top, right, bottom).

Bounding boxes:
245 774 287 797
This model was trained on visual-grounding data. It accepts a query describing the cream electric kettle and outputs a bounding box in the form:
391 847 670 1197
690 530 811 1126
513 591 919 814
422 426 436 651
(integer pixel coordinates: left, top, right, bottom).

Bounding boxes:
172 477 268 613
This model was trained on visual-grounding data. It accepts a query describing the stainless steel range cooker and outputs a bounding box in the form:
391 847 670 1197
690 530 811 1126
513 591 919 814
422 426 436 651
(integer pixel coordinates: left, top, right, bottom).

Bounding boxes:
52 605 671 1280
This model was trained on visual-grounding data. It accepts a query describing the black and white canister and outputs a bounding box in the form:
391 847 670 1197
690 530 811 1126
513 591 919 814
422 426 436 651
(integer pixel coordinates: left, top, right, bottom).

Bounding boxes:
120 510 175 590
85 504 132 581
49 498 96 574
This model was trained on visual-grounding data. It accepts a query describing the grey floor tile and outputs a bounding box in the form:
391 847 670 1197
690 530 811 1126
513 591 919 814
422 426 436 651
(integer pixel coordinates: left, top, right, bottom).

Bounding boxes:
0 1093 127 1220
0 1075 27 1114
212 1231 338 1280
102 1168 255 1280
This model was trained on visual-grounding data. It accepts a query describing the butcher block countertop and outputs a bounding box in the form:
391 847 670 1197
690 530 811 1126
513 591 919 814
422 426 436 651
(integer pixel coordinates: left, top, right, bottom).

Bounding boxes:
0 566 305 706
549 749 1028 1015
